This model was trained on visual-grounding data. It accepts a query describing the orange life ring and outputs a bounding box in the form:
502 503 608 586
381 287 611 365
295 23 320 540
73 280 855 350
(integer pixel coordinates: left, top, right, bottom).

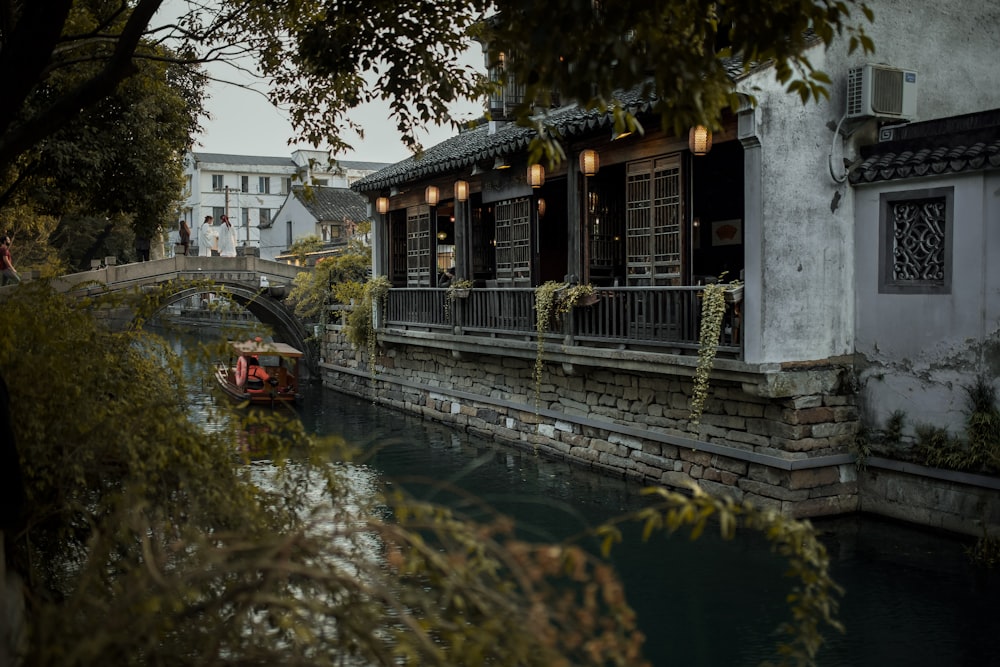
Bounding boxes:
235 355 248 387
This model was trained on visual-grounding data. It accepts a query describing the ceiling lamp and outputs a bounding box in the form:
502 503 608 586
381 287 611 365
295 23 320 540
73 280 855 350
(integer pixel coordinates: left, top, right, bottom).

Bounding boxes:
454 179 469 202
579 149 600 176
689 125 713 156
425 185 440 206
527 163 545 188
375 196 389 214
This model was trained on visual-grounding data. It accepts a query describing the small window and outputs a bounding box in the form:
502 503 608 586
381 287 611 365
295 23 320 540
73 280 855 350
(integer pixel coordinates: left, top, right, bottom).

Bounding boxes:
260 208 271 227
283 177 292 194
258 177 270 194
879 187 953 294
241 176 249 193
212 206 225 221
212 174 224 190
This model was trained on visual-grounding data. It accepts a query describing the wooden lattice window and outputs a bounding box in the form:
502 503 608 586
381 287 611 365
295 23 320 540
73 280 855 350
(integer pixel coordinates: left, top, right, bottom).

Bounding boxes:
389 212 406 286
406 207 431 287
879 187 953 294
495 197 531 286
626 155 683 285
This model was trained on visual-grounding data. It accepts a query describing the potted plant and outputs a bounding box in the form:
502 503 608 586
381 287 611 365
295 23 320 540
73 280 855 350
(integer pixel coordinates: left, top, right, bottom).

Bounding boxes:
444 279 473 320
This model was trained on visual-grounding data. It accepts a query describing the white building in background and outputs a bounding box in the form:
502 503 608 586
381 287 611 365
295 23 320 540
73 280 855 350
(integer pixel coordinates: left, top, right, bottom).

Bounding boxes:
179 150 388 255
263 186 371 262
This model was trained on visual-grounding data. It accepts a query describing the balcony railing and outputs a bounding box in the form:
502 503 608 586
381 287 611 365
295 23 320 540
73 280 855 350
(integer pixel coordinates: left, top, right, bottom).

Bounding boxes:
378 286 742 357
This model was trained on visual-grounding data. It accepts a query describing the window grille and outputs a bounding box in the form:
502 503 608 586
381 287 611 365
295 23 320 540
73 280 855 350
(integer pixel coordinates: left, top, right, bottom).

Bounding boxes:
879 187 953 294
625 155 682 285
495 197 531 286
406 207 431 286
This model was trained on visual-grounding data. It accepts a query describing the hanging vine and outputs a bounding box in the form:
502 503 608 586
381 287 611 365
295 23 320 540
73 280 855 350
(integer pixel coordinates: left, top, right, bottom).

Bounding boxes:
688 275 739 430
533 281 595 408
356 275 391 380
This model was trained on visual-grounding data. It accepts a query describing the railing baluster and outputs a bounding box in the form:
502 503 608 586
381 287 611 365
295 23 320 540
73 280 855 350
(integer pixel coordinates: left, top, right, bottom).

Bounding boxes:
379 284 741 356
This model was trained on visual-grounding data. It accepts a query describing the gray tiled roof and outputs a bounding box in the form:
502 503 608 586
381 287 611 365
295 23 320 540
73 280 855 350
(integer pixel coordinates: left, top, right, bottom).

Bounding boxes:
191 152 297 168
291 186 369 222
352 58 757 193
192 152 390 173
849 109 1000 184
338 160 393 171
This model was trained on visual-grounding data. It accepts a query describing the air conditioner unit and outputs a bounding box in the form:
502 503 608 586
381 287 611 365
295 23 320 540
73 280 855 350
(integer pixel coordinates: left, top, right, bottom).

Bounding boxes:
846 64 917 120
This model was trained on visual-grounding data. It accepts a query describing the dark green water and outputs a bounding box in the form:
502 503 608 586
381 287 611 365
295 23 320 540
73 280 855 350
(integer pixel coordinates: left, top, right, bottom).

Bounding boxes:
174 330 1000 667
291 388 1000 667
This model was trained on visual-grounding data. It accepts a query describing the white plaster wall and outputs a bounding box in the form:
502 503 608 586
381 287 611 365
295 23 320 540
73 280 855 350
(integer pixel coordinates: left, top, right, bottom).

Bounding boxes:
854 171 1000 434
183 157 297 248
262 193 318 261
736 0 1000 366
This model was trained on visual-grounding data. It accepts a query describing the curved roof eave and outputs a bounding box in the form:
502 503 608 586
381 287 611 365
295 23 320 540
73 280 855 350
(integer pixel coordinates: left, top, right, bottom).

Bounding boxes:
353 56 763 194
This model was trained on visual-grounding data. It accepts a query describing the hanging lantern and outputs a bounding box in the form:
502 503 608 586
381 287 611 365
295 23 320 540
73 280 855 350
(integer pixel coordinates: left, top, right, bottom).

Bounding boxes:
454 179 469 202
537 198 547 217
688 125 713 156
375 197 389 214
425 185 440 206
527 163 545 188
579 149 600 176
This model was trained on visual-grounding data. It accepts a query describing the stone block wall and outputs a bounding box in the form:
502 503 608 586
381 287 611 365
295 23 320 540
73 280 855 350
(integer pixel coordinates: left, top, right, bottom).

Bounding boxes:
319 327 861 519
859 461 1000 537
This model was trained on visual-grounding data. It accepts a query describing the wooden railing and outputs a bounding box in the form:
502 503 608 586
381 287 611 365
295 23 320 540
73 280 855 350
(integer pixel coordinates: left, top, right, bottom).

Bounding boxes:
378 286 743 357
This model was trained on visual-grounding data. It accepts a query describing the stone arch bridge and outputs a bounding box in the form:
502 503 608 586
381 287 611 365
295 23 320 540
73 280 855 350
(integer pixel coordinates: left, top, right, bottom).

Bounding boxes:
51 255 317 377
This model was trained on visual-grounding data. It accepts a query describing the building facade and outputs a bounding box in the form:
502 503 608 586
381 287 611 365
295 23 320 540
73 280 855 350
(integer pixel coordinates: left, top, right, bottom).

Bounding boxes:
265 185 371 262
180 150 387 255
330 0 1000 527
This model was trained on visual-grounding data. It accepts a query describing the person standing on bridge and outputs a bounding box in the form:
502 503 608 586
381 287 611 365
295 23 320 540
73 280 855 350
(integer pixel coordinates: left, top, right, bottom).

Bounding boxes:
198 215 216 257
218 215 237 258
0 236 20 285
179 219 191 256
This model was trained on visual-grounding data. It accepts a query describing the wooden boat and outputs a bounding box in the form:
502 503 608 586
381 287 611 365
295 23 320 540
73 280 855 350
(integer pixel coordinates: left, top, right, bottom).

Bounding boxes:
215 338 302 406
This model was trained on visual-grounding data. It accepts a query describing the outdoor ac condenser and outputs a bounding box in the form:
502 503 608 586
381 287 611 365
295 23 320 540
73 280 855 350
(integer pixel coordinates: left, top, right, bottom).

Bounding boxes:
846 64 918 120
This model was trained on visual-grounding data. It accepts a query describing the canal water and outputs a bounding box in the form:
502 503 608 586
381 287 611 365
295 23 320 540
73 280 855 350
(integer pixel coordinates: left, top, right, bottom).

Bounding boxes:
177 330 1000 667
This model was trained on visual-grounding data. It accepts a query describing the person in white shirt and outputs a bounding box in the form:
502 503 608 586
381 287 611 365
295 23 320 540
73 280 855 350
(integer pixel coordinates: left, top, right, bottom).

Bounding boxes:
198 215 216 257
218 215 237 257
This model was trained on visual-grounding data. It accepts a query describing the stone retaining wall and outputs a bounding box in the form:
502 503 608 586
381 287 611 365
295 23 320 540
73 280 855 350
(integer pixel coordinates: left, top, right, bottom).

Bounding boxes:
859 458 1000 537
320 328 861 518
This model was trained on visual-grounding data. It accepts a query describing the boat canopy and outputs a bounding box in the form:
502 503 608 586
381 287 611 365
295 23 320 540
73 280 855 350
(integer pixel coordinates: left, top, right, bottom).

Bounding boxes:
228 340 304 358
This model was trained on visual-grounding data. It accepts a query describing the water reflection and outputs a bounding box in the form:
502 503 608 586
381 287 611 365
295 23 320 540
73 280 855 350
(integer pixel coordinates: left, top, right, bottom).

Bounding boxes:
168 328 1000 667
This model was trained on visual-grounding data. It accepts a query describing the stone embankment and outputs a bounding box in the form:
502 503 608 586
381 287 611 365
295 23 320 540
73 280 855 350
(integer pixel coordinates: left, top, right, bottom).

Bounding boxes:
317 326 999 537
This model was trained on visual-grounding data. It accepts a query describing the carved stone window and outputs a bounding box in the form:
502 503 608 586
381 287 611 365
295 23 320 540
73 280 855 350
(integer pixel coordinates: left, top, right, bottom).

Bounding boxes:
879 187 953 294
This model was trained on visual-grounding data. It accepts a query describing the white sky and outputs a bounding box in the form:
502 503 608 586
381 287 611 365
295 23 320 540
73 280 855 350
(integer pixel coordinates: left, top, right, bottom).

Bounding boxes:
192 74 480 165
160 0 484 166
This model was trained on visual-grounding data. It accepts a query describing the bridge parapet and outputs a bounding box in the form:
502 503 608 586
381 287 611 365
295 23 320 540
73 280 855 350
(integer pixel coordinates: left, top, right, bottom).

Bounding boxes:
51 255 310 295
45 256 318 377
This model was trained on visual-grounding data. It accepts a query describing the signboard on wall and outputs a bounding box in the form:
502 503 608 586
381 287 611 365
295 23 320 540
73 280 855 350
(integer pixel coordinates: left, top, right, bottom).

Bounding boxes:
711 219 742 246
481 170 532 204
